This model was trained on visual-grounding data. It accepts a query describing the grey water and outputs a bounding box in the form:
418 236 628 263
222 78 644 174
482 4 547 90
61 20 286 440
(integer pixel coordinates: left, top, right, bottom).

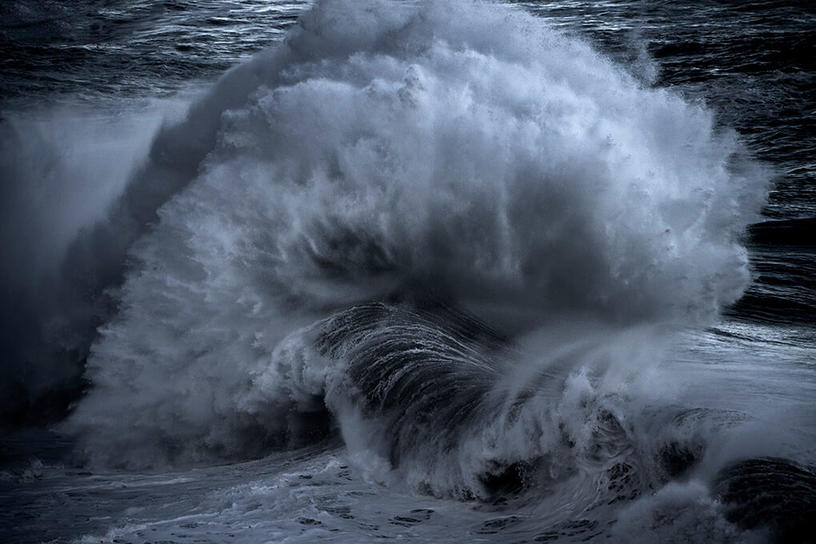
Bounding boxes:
1 1 815 543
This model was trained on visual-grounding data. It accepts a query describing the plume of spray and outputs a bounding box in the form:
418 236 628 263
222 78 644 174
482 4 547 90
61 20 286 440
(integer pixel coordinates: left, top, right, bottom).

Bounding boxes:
59 0 767 468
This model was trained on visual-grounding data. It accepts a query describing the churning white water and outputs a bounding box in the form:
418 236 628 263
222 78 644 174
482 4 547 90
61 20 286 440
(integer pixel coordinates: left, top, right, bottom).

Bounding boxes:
65 0 767 465
2 1 813 543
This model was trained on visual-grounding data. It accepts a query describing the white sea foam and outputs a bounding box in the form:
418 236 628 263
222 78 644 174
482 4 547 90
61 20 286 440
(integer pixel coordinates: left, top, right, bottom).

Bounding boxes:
63 0 768 468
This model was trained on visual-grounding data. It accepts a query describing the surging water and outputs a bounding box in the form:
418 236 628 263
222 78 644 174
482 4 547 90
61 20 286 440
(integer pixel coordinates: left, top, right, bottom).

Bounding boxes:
1 1 814 543
59 0 769 465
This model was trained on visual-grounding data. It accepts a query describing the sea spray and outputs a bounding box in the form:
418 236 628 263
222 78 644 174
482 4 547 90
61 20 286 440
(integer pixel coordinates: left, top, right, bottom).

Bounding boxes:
64 0 768 469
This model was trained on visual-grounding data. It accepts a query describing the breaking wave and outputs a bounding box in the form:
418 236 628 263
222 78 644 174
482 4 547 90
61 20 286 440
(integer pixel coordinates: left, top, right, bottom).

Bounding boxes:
62 0 770 505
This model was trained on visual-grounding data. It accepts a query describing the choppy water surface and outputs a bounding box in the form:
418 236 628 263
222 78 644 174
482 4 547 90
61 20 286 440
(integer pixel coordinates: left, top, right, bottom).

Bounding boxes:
0 0 305 100
1 1 814 543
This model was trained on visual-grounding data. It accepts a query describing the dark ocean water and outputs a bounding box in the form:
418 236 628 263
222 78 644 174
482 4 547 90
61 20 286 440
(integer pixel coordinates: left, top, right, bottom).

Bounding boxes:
0 1 304 101
1 1 815 543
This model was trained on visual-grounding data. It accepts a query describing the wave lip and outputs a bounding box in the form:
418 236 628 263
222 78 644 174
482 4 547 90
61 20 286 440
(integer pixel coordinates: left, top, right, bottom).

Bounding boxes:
714 457 816 542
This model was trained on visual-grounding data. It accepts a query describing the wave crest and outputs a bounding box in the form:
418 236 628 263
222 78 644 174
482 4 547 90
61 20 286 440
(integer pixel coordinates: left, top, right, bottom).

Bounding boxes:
66 0 767 467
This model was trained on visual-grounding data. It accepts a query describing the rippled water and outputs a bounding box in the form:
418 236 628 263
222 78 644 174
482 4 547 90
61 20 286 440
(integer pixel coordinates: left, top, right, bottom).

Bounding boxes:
0 0 305 101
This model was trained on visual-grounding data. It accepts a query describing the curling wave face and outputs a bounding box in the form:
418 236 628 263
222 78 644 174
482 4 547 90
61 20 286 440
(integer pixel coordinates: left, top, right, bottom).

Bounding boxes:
66 0 768 479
